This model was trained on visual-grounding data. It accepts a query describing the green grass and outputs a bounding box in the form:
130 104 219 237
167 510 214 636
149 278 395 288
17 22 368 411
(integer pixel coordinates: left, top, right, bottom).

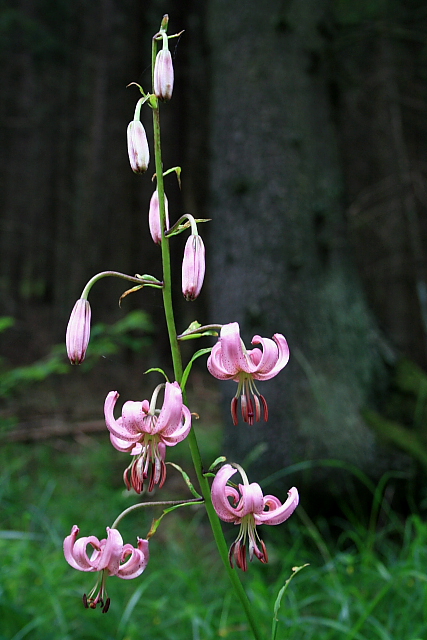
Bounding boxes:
0 436 427 640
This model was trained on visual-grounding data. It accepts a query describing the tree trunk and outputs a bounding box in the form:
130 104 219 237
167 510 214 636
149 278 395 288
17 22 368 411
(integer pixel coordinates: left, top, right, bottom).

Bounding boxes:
207 0 395 485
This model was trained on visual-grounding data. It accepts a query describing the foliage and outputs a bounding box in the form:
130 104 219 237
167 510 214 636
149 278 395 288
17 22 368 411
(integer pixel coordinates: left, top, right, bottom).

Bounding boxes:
0 311 154 400
1 437 427 639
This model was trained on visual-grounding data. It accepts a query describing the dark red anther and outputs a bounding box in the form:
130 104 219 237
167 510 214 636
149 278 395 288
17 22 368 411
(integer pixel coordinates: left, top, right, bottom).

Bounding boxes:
260 394 268 422
260 538 268 563
159 460 167 488
231 397 239 425
82 594 89 608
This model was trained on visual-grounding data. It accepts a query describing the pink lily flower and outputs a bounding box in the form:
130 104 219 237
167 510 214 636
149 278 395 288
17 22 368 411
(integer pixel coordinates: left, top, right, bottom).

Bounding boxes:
66 298 91 364
182 234 205 301
211 464 299 571
64 525 149 612
149 189 170 244
207 322 290 425
104 381 191 493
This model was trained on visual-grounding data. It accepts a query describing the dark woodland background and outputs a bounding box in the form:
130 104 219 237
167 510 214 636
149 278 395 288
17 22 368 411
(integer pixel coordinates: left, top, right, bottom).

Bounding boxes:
2 0 427 495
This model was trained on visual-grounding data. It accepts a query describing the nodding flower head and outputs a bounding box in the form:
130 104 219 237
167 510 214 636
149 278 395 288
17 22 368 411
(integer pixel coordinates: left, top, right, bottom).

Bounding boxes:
127 120 149 173
63 525 149 612
182 234 205 301
149 189 170 244
211 464 299 571
207 322 289 425
104 382 191 493
66 298 91 365
154 47 174 101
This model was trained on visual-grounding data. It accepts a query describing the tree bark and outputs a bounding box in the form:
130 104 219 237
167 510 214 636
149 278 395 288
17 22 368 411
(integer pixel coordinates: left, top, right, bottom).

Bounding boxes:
207 0 394 484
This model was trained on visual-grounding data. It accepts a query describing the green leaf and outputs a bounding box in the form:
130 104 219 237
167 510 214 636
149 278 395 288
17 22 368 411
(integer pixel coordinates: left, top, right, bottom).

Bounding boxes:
208 456 227 472
271 564 309 640
144 367 169 382
181 348 212 391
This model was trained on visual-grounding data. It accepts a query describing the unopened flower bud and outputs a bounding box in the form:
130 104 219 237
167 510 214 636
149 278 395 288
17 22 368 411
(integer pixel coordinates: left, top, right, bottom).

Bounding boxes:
154 49 174 101
182 234 205 301
127 120 149 173
149 189 169 244
66 299 91 364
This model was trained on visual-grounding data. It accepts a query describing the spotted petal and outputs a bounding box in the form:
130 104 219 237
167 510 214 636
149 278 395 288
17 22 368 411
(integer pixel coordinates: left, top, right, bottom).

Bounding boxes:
104 392 141 444
160 405 192 445
117 539 150 579
153 382 185 435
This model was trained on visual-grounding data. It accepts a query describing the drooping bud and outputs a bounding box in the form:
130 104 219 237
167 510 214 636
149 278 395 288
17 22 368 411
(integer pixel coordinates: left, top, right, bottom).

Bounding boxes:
182 234 205 301
66 299 91 364
149 189 169 244
127 120 149 173
154 48 174 101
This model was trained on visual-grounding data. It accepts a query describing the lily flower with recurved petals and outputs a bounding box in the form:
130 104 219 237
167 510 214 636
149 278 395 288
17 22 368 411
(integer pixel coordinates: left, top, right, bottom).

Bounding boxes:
207 322 289 425
211 464 298 571
104 381 191 493
64 525 149 612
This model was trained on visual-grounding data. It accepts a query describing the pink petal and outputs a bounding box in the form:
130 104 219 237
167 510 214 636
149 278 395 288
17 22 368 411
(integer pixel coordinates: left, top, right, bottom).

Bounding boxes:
122 400 148 435
63 525 93 571
160 405 192 445
64 525 103 572
207 342 237 380
236 482 265 517
254 487 299 525
152 382 184 435
217 323 255 375
97 528 124 575
117 538 150 579
104 392 141 443
211 464 243 522
110 433 135 453
250 334 290 381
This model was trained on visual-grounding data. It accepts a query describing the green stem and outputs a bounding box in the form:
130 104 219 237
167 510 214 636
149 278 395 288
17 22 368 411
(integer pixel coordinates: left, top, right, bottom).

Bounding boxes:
81 270 161 299
152 106 183 382
111 498 203 530
186 429 264 640
151 31 264 640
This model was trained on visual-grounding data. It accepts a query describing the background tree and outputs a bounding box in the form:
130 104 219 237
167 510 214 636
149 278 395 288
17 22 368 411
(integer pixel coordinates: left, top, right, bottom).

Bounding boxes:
206 0 400 486
1 0 427 490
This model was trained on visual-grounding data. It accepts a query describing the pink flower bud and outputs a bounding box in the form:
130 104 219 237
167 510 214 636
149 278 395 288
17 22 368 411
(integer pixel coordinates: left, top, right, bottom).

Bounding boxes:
182 234 205 301
149 189 169 244
127 120 149 173
66 299 91 364
154 49 174 101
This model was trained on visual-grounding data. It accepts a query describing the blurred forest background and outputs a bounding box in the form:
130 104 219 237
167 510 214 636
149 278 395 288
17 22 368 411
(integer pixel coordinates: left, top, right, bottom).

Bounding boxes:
1 0 427 496
3 1 427 638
